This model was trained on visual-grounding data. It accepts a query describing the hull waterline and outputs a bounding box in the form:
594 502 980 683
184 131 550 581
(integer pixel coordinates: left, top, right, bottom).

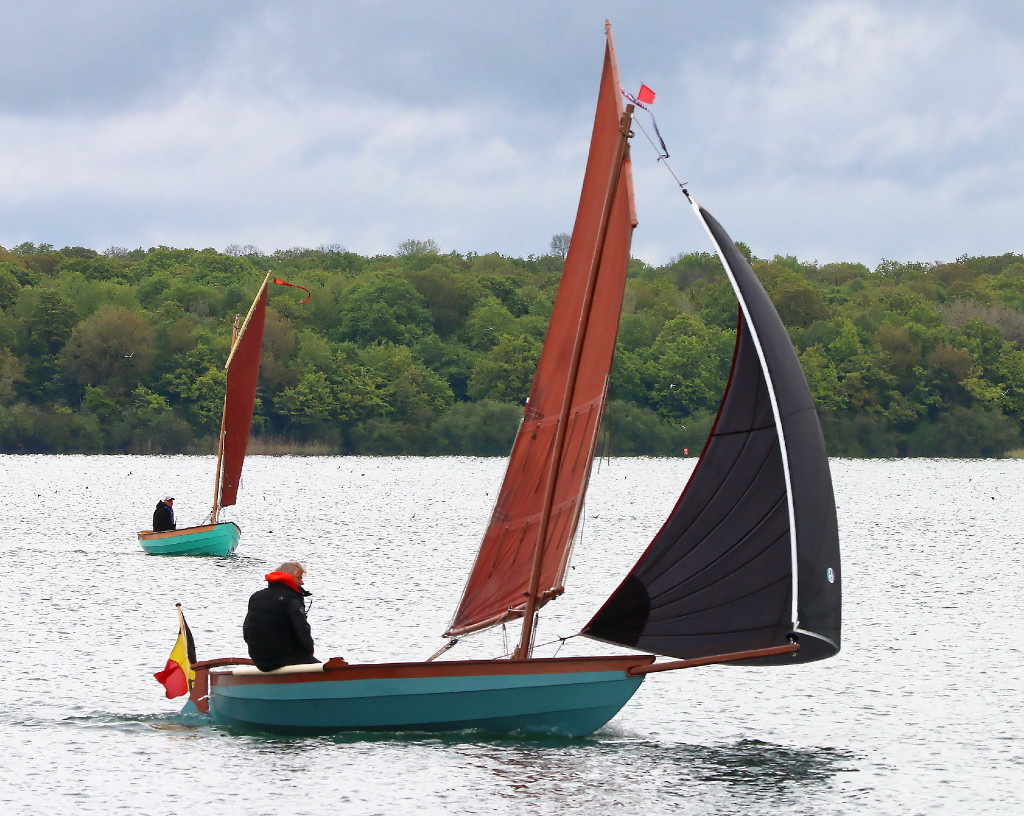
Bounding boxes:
138 522 240 556
200 654 654 737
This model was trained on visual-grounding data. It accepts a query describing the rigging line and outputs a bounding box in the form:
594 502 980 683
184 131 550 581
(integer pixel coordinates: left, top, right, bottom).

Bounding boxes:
493 632 580 661
631 115 691 196
550 634 574 658
532 633 579 654
621 89 669 159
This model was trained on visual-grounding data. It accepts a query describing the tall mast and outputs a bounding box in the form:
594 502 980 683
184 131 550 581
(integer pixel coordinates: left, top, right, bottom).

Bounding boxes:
513 102 634 660
210 314 241 523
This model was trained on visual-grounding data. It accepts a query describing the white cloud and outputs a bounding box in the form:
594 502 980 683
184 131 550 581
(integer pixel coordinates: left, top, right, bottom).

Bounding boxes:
646 1 1024 266
686 1 1024 175
1 1 1024 267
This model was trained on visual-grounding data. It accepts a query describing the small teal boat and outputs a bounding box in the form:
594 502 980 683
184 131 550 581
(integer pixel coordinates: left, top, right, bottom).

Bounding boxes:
138 274 271 557
178 22 841 737
139 522 240 557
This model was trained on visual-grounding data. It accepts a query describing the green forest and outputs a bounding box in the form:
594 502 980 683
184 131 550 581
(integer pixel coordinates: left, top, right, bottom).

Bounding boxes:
1 236 1022 458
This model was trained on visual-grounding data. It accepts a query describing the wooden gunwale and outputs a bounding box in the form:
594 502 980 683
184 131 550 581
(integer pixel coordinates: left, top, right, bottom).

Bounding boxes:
211 653 657 687
138 522 238 540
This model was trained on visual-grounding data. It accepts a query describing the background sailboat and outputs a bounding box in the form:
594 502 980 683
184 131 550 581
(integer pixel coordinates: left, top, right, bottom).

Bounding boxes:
138 272 271 556
178 21 840 736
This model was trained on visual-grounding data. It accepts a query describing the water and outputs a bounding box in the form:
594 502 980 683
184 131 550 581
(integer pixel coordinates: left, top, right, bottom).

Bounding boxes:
1 455 1022 815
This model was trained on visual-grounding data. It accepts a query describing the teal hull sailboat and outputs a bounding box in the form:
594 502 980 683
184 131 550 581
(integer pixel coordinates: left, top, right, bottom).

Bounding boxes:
181 21 841 737
139 274 271 557
140 522 240 557
189 655 651 738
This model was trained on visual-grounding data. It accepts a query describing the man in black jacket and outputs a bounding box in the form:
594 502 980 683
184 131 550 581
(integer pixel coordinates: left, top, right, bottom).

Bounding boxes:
153 496 175 531
243 562 319 672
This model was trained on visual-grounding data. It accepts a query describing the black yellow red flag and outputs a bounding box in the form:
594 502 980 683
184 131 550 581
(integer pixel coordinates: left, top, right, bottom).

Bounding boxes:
153 604 197 699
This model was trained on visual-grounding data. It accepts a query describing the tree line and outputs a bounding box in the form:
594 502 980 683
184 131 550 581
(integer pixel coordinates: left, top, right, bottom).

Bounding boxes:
1 236 1022 457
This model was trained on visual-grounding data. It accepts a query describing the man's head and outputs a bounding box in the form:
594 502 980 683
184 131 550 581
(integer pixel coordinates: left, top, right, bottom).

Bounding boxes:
163 496 174 505
278 561 305 585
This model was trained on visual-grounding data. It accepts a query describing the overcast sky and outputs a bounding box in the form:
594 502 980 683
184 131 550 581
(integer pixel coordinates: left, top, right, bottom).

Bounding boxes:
2 1 1022 269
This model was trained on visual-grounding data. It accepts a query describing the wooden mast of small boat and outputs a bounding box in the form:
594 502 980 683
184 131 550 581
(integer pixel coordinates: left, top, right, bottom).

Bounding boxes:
210 313 241 525
514 97 635 661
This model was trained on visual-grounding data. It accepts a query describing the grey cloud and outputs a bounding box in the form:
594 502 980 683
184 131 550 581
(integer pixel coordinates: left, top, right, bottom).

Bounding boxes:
2 1 1023 267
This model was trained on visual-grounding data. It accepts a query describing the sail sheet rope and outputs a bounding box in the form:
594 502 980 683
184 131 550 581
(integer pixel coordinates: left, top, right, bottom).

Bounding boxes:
487 632 578 661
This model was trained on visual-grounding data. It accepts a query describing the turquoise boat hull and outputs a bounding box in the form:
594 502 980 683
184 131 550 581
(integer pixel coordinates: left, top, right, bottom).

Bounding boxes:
200 654 653 737
138 522 240 556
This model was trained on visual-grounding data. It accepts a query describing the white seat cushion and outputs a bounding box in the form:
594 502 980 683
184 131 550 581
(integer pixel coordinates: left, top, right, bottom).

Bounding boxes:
226 663 325 676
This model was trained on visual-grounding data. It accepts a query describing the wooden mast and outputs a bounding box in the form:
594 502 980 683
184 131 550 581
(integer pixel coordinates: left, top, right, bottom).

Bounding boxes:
513 99 634 661
210 314 241 524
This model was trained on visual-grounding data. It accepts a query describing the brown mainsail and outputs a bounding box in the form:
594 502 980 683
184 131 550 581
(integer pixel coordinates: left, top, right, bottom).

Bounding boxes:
447 23 637 644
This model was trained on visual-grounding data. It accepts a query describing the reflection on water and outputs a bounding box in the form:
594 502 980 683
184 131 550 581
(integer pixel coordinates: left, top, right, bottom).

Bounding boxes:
685 739 858 787
455 737 857 804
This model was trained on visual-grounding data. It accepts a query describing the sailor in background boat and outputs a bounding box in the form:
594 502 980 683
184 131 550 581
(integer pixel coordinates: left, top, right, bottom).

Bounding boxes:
243 562 320 672
152 496 176 532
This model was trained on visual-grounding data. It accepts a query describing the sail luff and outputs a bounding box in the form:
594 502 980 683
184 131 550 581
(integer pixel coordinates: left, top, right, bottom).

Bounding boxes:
224 272 272 370
687 197 800 625
514 102 635 660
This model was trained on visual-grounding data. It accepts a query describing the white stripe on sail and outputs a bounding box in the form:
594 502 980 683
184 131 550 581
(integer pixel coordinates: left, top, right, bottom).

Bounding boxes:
688 197 801 629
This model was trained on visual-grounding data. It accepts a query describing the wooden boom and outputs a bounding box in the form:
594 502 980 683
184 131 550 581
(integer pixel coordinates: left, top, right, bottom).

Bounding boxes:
627 643 800 675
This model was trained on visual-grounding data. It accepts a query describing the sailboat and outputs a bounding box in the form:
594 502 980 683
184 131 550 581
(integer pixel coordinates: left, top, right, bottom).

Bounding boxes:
181 22 841 735
138 273 272 557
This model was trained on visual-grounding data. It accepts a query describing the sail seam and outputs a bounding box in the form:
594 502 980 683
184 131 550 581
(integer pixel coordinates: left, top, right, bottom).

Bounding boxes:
713 423 776 437
647 494 788 606
645 445 779 580
652 536 790 613
639 384 776 578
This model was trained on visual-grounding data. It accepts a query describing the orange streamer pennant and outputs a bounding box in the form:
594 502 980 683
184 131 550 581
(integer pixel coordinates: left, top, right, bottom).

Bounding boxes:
273 278 310 303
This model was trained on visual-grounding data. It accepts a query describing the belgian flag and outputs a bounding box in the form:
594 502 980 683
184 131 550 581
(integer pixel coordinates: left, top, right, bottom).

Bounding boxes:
154 604 197 699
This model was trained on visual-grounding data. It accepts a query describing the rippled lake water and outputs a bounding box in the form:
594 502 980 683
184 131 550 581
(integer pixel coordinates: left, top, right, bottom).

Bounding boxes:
1 455 1022 815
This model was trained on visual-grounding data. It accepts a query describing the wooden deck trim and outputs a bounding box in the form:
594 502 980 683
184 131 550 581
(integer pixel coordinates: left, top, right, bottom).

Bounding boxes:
210 653 656 687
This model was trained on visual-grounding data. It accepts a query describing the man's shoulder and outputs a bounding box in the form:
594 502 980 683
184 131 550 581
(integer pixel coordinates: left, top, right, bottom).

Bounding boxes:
250 584 302 602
